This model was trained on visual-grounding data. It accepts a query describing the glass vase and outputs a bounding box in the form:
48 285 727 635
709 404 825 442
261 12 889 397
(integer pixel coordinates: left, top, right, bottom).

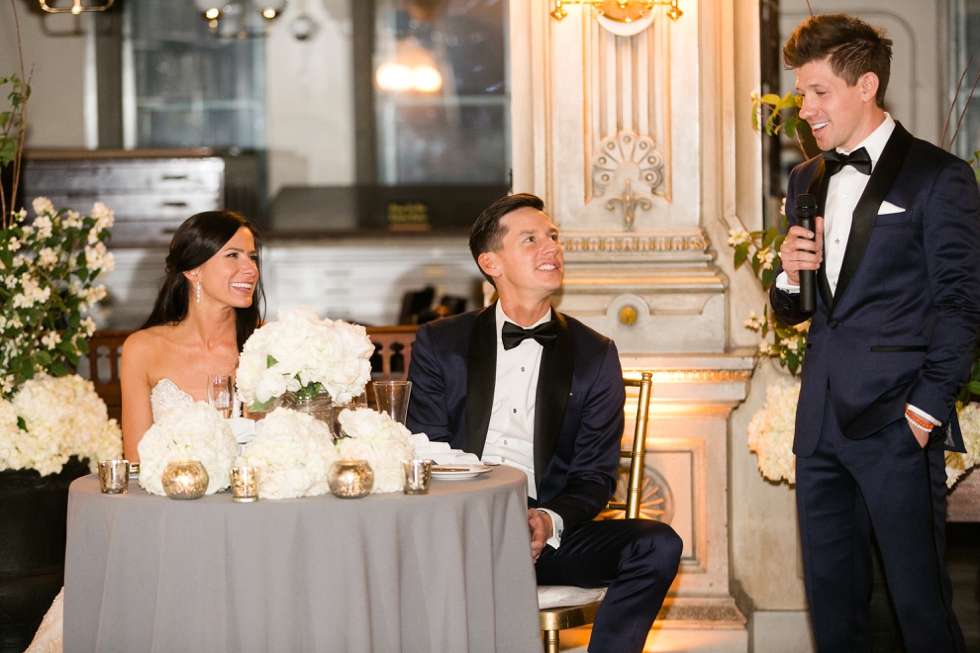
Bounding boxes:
276 390 335 427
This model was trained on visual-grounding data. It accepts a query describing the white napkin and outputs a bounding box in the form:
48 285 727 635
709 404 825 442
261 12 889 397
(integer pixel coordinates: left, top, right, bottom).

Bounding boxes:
410 433 481 466
228 417 259 444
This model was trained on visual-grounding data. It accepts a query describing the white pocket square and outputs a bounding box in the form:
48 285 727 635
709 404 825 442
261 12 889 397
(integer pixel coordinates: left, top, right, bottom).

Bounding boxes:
878 201 905 215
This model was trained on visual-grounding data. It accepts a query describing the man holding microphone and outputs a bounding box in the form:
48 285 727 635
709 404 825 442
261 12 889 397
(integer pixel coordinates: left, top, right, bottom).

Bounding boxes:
771 13 980 653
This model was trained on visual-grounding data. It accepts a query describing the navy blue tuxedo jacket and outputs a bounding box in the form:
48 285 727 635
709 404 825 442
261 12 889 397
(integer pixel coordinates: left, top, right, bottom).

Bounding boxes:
770 123 980 456
406 304 626 532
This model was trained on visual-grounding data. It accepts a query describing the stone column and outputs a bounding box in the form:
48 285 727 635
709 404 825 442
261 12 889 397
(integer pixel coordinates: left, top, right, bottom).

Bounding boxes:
509 1 782 648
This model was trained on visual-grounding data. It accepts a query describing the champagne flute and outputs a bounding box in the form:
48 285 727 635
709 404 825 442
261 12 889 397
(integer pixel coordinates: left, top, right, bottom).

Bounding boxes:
208 374 234 419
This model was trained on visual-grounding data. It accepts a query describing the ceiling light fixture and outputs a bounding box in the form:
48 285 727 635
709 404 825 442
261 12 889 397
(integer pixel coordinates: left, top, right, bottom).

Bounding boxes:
38 0 115 15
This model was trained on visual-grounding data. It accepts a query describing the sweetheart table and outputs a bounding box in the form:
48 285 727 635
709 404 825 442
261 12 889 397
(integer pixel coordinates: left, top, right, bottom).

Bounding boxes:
63 465 541 653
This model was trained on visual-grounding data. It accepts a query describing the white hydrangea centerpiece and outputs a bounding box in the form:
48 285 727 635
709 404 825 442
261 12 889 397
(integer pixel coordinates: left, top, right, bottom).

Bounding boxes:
239 407 339 499
335 408 415 494
236 306 374 411
0 374 121 476
138 402 238 496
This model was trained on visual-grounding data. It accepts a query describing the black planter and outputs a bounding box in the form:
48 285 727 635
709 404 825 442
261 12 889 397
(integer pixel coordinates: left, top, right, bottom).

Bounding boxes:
0 457 90 653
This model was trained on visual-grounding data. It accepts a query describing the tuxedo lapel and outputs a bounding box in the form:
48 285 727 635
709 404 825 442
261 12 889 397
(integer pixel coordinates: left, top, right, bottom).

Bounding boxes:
805 160 835 310
831 122 914 311
464 305 497 457
533 310 573 491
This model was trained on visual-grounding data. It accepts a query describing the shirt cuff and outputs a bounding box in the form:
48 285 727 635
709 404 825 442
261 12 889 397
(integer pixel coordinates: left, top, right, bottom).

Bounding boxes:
775 271 800 294
907 404 940 426
538 508 564 548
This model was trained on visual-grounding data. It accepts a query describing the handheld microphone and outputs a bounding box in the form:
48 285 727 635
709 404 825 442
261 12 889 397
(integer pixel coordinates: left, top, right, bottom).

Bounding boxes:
795 194 818 314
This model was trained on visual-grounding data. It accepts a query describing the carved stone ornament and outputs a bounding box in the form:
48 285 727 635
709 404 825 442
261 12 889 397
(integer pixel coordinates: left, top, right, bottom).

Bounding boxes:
606 179 652 232
560 232 706 253
592 130 666 198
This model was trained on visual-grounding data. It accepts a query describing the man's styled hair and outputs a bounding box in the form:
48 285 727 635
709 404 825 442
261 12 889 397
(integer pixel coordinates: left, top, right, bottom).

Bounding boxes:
783 13 892 108
469 193 546 285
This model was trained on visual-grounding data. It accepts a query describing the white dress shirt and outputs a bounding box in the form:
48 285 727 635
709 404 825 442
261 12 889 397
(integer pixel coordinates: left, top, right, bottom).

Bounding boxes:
776 114 937 426
483 302 565 547
777 113 895 294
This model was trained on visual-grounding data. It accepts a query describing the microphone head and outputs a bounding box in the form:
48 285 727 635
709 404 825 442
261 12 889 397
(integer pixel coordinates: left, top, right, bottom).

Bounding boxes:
796 193 818 219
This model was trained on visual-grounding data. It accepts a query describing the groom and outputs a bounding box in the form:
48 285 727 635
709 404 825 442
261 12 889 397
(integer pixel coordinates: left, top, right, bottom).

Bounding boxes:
406 193 682 653
772 14 980 652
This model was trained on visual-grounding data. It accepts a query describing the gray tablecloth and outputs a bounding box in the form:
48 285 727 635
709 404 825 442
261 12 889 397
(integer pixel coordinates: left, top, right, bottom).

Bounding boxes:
64 466 542 653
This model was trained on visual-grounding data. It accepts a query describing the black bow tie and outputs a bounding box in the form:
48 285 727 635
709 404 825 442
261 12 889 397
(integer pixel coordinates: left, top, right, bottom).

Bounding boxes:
501 321 557 351
823 147 872 176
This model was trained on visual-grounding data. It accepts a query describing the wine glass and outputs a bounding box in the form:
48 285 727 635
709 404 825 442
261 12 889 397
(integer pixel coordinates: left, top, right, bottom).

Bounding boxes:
208 374 234 419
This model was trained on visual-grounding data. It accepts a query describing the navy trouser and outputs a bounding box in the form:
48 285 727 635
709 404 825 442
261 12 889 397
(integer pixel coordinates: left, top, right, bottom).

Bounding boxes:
535 518 682 653
796 399 964 653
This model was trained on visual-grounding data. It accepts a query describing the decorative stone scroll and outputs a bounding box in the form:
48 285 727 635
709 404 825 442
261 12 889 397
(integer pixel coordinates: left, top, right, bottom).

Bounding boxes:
648 369 754 384
592 130 666 198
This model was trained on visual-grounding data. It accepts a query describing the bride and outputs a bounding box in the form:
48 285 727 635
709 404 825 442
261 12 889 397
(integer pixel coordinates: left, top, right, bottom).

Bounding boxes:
121 210 263 458
26 210 264 653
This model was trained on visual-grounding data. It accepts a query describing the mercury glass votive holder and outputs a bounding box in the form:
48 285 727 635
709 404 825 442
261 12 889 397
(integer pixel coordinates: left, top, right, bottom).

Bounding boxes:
98 459 129 494
230 466 260 503
402 459 432 495
328 460 374 498
162 461 209 500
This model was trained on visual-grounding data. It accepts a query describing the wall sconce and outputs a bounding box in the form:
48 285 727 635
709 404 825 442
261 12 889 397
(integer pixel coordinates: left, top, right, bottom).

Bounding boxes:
550 0 682 24
193 0 287 38
38 0 114 14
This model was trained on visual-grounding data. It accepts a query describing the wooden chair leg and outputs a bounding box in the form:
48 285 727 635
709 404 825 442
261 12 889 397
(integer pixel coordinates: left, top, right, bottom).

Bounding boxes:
543 628 560 653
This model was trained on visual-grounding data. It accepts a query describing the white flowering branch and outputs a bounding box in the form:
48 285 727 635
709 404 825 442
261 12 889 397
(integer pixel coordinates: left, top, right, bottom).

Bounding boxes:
728 214 810 375
0 198 115 396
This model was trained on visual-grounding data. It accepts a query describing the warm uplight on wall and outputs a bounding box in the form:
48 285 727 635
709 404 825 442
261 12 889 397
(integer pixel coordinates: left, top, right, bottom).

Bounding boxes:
375 38 445 94
38 0 114 14
549 0 682 23
376 63 444 94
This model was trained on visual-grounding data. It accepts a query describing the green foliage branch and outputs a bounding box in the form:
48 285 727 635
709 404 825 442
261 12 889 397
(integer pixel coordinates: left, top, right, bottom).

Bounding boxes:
0 0 31 226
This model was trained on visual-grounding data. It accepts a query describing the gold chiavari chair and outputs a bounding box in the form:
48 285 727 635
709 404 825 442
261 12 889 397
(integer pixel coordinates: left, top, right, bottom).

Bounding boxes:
538 371 654 653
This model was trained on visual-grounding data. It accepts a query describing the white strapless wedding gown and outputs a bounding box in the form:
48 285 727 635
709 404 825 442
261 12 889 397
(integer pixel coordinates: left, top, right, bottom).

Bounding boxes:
25 379 194 653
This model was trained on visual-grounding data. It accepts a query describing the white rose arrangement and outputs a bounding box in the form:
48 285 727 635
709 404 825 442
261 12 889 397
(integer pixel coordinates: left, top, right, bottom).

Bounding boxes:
947 403 980 487
239 407 340 500
746 376 800 485
0 374 121 476
237 306 374 410
335 408 415 494
138 402 238 496
747 377 980 489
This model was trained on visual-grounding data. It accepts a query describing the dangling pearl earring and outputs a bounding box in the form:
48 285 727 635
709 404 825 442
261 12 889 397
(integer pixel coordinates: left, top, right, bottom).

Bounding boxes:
196 281 202 303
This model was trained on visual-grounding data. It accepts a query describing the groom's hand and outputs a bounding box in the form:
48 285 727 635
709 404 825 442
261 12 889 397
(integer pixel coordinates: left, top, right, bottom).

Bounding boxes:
781 215 825 286
909 421 931 448
528 509 553 563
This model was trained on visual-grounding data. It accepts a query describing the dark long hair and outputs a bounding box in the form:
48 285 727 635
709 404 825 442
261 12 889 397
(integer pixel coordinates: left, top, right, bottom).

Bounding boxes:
140 211 265 351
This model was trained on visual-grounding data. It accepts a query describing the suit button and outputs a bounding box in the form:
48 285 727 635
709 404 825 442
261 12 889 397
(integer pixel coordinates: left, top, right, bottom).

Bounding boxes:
828 320 838 329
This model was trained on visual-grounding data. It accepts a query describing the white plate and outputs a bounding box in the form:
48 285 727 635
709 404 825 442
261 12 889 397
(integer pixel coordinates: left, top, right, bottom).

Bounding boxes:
431 464 493 480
